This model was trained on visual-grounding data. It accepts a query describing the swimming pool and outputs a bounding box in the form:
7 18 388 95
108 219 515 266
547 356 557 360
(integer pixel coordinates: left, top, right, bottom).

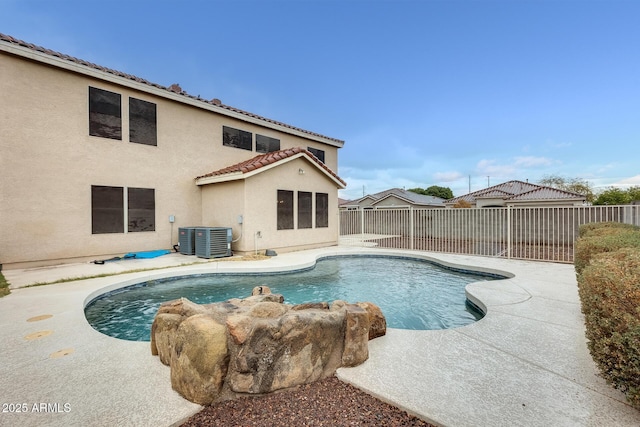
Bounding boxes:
84 256 502 341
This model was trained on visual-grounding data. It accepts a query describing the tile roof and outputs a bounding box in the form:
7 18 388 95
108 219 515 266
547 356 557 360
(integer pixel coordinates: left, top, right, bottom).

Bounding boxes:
0 33 343 146
447 180 585 204
196 147 347 188
508 186 584 201
342 188 445 206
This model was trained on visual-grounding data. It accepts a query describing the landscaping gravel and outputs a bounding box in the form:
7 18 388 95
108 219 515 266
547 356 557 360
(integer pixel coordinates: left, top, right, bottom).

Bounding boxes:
181 375 435 426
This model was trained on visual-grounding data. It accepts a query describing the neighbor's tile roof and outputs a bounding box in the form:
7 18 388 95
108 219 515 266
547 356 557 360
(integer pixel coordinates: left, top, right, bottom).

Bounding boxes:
0 33 343 145
373 188 444 206
341 188 445 206
447 180 585 203
196 147 347 187
508 186 584 201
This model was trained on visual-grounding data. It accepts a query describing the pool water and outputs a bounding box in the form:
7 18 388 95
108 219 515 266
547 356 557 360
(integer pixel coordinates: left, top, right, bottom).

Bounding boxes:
84 256 499 341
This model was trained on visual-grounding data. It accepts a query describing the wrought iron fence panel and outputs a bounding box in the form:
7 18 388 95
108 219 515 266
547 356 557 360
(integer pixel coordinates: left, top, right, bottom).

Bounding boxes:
339 205 639 263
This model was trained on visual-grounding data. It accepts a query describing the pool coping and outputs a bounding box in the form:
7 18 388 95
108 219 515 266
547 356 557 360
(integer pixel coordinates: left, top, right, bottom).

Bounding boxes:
1 246 639 426
83 252 509 336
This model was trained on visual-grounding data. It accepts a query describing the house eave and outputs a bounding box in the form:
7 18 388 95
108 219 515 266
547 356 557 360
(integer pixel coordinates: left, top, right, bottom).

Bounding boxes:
196 152 346 189
195 171 245 186
1 41 344 148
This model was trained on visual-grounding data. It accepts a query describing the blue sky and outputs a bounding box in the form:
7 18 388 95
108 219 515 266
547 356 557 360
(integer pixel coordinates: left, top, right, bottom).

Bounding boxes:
2 0 639 200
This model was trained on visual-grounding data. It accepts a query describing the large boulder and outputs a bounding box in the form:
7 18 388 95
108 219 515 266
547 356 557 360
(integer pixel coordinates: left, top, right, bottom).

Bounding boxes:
226 308 345 394
169 314 228 405
150 289 386 405
341 304 370 367
357 302 387 340
151 298 208 364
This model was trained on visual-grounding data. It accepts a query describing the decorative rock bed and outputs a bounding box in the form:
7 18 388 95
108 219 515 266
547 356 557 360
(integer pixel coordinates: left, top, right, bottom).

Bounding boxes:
151 286 386 405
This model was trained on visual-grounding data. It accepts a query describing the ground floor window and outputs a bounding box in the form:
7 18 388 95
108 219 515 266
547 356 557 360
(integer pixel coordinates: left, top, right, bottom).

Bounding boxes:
277 190 294 230
277 190 329 230
92 186 124 234
91 185 155 234
128 188 155 232
298 191 312 229
316 193 329 227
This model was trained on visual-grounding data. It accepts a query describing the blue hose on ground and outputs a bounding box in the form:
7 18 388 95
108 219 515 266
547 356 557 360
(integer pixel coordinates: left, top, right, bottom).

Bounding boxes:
92 249 170 264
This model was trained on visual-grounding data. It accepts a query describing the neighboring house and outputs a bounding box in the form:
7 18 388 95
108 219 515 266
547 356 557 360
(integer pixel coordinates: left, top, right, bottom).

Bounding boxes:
445 180 587 208
0 34 345 269
340 188 445 209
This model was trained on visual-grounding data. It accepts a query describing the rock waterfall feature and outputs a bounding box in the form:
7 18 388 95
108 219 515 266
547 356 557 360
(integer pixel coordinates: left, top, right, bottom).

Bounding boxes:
150 286 386 405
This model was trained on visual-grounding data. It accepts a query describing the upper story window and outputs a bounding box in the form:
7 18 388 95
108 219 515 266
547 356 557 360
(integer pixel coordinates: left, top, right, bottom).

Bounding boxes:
307 147 325 163
223 126 252 151
89 87 157 146
256 134 280 153
89 87 122 140
129 98 157 146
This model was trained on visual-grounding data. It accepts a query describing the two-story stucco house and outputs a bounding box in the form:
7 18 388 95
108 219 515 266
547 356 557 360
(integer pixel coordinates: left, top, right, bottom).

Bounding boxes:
0 33 346 269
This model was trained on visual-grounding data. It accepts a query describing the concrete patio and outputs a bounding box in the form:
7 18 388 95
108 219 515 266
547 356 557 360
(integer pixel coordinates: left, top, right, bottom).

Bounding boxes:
1 247 639 426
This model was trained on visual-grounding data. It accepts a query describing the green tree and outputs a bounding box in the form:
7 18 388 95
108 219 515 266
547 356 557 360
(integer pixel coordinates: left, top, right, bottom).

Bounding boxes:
408 186 454 199
538 174 595 203
594 187 632 205
407 187 428 195
594 186 640 205
627 186 640 202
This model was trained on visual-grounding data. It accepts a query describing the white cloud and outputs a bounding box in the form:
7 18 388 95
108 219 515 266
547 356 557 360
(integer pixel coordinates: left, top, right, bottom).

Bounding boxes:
514 156 555 167
614 174 640 187
339 164 504 200
475 159 516 177
433 171 464 182
594 163 617 174
338 160 459 200
475 155 559 180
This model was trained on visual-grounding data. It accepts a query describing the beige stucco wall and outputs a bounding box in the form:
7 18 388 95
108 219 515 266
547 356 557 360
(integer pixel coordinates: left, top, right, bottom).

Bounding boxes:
476 198 507 208
356 198 375 208
373 195 411 208
200 157 340 255
0 51 341 268
200 180 246 246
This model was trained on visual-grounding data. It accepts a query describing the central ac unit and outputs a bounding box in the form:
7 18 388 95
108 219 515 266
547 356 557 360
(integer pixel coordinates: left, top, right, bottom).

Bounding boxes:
178 227 197 255
194 227 232 259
